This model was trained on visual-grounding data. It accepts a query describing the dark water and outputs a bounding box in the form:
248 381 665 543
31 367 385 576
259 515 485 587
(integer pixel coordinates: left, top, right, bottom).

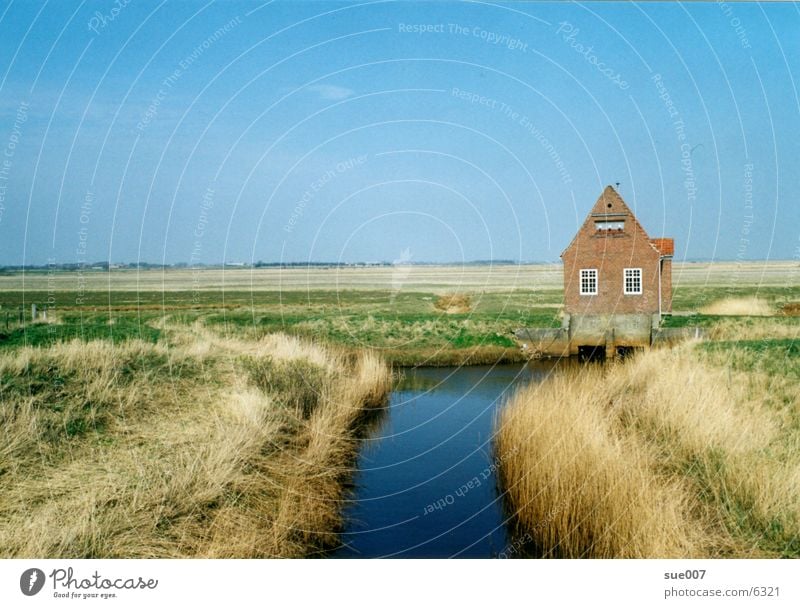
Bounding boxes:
334 360 564 558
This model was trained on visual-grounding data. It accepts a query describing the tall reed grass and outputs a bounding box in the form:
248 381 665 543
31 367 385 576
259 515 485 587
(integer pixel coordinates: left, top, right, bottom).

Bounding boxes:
496 345 800 558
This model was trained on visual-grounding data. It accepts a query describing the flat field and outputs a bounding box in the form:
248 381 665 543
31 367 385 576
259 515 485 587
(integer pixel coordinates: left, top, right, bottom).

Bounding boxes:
1 261 798 365
3 260 799 293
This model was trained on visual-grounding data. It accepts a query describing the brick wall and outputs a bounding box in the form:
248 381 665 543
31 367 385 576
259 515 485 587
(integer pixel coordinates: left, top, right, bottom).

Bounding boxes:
562 187 671 316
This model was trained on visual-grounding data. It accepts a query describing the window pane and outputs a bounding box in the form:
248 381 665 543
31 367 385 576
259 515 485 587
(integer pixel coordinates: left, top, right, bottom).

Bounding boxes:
580 269 597 295
624 268 641 294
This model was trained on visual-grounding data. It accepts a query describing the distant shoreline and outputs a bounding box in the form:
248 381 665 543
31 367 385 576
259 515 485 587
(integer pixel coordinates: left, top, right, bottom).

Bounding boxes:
1 259 798 273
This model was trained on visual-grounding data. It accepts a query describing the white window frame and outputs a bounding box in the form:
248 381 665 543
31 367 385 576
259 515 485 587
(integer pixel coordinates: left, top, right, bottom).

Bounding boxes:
580 269 598 295
595 220 625 231
623 267 642 295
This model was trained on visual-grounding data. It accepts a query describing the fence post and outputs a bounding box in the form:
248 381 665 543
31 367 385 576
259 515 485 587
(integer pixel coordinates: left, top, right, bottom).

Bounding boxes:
32 303 37 321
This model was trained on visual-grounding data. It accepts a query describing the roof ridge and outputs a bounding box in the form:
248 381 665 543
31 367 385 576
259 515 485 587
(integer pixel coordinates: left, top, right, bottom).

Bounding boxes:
560 185 652 257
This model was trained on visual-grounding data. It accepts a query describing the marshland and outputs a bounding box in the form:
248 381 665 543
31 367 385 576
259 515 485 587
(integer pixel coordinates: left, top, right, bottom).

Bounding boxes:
1 261 798 558
0 330 390 557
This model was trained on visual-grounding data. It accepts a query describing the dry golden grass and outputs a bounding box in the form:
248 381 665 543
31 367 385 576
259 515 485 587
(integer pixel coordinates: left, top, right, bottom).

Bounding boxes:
0 333 390 558
704 317 800 341
433 294 472 314
780 302 800 317
496 365 700 558
701 297 773 316
708 317 800 341
496 345 800 558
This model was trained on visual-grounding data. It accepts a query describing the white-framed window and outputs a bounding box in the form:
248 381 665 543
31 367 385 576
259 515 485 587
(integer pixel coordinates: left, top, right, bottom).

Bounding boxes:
595 220 625 231
580 269 598 295
624 268 642 294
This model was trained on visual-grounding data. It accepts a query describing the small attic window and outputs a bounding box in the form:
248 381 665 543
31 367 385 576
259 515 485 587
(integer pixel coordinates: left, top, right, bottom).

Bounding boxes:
595 220 624 231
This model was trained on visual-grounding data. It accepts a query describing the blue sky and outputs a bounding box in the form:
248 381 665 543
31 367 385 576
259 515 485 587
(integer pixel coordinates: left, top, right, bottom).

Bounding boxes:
0 1 798 265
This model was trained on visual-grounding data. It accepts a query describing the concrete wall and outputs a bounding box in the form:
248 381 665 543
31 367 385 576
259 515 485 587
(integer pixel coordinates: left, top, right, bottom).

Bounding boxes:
652 326 705 345
514 328 571 357
569 313 653 349
516 314 654 357
515 318 705 359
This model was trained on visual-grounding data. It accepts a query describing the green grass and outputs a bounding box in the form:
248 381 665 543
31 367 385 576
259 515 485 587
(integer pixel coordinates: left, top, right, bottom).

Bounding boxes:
242 356 332 417
700 338 800 378
698 334 800 556
0 317 160 349
4 277 797 366
663 312 800 330
0 288 559 365
0 341 196 447
671 285 798 311
682 447 800 557
168 291 560 365
1 287 563 311
661 313 719 328
6 282 798 367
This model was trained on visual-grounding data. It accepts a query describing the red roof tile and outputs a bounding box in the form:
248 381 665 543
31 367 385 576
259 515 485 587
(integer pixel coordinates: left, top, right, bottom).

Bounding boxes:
650 238 674 256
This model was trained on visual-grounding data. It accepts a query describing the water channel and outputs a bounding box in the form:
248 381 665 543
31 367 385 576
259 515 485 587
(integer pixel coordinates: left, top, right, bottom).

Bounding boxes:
334 359 568 558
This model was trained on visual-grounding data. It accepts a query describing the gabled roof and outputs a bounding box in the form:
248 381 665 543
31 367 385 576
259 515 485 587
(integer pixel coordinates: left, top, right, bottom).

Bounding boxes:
561 185 667 258
588 184 632 218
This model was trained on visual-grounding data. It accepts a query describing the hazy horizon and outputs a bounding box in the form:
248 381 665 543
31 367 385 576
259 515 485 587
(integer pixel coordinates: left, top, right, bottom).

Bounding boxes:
5 257 800 270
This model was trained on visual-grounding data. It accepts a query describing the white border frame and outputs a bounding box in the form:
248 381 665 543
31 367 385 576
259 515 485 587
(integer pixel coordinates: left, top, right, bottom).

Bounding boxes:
623 267 642 295
580 268 598 295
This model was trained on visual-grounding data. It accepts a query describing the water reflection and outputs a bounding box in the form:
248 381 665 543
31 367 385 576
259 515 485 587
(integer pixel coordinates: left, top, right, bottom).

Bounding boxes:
334 359 568 558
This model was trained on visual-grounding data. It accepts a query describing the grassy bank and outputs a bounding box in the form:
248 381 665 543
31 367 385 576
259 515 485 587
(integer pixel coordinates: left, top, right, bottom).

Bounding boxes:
0 332 390 558
495 342 800 558
0 290 557 366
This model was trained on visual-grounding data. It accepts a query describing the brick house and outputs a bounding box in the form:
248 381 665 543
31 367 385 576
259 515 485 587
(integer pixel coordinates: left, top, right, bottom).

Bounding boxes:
514 185 676 357
561 185 673 318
